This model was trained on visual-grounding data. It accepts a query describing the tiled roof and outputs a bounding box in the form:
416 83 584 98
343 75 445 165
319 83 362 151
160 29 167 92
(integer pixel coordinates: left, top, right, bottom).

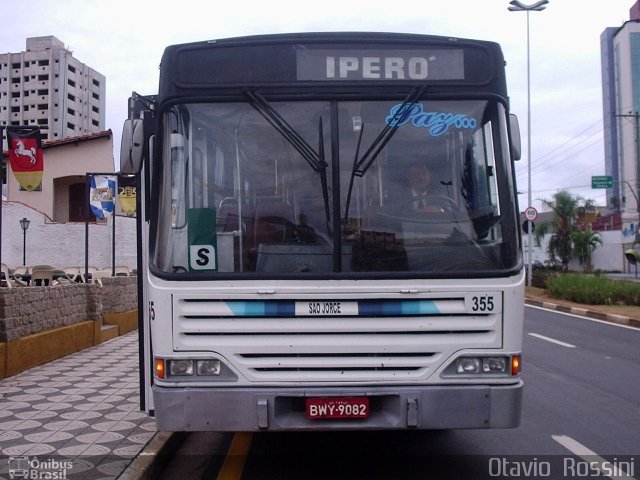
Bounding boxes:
2 130 112 156
41 130 112 149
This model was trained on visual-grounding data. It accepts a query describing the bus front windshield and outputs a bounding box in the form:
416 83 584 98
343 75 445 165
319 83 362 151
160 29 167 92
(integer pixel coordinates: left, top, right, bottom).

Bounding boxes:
153 96 521 277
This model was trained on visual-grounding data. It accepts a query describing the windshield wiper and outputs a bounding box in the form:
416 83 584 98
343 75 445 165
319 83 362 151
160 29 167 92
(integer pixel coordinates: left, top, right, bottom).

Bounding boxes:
246 90 327 172
343 86 426 221
246 90 331 225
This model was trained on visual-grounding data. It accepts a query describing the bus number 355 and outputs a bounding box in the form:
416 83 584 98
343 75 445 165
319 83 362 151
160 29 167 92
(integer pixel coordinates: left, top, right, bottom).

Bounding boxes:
471 295 495 312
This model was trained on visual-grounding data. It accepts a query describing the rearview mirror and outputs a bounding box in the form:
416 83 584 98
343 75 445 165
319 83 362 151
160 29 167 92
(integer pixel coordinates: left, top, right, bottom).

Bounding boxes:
120 119 144 174
509 114 522 161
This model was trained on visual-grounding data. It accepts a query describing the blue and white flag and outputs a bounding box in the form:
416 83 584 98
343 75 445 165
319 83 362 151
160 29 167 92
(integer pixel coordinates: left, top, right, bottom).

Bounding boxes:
90 175 116 220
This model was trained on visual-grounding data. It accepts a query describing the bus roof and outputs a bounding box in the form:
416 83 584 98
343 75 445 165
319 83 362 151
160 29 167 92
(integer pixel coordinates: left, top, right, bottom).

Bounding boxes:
158 32 508 103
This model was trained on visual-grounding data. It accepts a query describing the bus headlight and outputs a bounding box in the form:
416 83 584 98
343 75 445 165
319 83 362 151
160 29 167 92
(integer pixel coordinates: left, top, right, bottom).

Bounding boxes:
457 358 481 374
169 359 194 376
197 359 221 376
155 357 233 380
443 355 521 378
482 357 507 373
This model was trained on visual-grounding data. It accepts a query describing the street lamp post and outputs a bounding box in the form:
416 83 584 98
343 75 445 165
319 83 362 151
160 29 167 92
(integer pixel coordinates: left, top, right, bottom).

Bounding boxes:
19 217 30 266
508 0 549 287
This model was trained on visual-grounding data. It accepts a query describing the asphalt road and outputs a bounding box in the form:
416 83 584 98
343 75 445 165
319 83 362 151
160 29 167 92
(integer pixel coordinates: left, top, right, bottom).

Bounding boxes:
159 305 640 480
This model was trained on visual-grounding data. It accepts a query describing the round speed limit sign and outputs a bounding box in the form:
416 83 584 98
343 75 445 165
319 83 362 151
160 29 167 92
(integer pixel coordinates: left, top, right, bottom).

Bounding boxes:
524 206 538 222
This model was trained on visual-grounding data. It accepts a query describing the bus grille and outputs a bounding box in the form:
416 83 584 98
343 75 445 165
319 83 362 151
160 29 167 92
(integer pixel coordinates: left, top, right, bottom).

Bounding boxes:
171 295 502 384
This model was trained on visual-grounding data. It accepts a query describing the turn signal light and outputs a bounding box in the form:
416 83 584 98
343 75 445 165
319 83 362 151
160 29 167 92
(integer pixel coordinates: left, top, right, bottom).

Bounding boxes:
155 358 165 380
511 355 521 376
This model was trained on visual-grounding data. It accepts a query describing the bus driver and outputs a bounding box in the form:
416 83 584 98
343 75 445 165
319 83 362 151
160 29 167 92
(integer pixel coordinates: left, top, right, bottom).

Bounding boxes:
406 163 445 213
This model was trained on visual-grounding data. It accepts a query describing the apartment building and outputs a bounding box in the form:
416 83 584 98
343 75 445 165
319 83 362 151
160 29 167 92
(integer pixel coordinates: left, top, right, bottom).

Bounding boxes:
0 36 106 145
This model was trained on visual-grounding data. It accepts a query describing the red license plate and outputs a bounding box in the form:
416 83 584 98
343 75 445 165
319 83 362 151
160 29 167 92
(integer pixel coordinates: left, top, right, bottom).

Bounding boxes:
306 397 370 420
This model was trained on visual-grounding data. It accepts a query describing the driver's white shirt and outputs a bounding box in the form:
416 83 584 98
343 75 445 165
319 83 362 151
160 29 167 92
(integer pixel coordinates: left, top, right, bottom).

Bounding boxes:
412 188 428 209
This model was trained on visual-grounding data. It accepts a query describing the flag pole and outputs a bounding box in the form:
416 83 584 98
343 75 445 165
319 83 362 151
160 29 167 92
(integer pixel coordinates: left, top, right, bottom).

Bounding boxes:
85 173 90 283
112 187 116 277
0 126 4 272
86 172 117 280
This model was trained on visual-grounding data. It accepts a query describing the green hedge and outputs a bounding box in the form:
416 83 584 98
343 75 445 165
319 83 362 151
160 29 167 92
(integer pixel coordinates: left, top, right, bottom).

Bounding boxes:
530 268 559 289
547 274 640 305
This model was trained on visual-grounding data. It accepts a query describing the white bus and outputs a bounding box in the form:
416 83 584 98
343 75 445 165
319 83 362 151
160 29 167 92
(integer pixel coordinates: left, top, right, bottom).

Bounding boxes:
121 32 524 431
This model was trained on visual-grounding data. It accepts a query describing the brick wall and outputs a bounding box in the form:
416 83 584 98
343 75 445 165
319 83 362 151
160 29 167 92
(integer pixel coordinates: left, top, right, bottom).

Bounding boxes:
100 276 139 313
0 277 137 342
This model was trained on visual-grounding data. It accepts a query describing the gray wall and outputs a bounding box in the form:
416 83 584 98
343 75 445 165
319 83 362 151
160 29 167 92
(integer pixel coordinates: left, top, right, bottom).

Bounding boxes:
1 200 136 270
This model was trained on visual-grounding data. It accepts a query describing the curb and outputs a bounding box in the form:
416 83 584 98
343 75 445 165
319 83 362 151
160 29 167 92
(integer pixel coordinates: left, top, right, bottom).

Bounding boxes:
525 298 640 328
119 431 186 479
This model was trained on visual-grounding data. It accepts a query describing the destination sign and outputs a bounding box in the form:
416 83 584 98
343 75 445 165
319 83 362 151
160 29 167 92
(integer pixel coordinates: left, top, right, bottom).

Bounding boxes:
297 48 465 81
168 39 499 94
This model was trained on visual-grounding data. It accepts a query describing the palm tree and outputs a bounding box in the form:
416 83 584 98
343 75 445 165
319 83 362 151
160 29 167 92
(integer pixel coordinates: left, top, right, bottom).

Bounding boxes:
534 190 580 271
572 227 602 273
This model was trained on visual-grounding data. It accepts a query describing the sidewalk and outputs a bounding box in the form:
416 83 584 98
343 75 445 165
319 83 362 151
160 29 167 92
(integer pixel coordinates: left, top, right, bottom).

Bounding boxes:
0 331 155 479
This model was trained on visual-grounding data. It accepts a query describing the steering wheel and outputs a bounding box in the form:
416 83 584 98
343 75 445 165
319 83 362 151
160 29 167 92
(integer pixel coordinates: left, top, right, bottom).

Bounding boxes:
402 194 458 214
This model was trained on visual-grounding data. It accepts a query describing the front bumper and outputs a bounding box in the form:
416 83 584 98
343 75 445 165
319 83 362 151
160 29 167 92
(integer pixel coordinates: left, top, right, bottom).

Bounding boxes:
153 381 523 431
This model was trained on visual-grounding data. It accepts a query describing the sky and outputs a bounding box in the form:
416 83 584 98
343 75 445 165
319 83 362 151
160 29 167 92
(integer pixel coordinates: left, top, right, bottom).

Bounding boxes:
1 0 636 212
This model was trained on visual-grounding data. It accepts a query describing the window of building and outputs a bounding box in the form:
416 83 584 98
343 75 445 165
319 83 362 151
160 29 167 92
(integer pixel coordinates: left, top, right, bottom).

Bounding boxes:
92 106 99 113
92 79 100 87
92 119 99 127
11 92 20 98
11 106 19 113
37 74 48 81
68 79 75 87
69 183 96 222
68 93 75 101
38 104 48 110
92 92 99 100
68 108 75 116
38 60 49 66
68 65 76 74
38 89 47 95
37 119 47 125
11 63 20 69
67 122 75 130
11 77 19 83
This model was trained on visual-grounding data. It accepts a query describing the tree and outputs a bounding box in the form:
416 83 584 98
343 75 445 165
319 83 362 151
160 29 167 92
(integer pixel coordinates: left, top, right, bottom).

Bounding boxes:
572 227 602 273
534 190 581 271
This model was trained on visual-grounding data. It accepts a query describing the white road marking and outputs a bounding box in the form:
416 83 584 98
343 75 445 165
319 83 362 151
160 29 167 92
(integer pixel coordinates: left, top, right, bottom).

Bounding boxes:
528 332 576 348
552 435 636 480
527 305 640 331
